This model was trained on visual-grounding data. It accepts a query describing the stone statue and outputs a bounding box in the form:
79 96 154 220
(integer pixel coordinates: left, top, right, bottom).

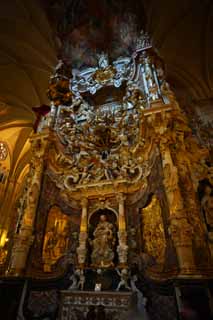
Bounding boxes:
78 269 85 290
116 268 131 291
98 53 109 69
68 269 85 290
130 275 149 319
68 270 79 290
90 215 115 267
201 185 213 229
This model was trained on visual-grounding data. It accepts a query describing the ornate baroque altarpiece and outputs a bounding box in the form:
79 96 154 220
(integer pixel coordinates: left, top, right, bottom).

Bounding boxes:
3 32 213 291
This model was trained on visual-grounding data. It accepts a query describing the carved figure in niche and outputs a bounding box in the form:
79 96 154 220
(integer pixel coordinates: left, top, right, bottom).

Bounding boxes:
54 222 69 257
90 214 115 267
42 206 70 272
201 185 213 230
43 228 57 260
116 268 131 291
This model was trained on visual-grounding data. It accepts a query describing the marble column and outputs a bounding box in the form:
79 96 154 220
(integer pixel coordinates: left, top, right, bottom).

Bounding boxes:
117 193 128 266
8 133 49 275
77 198 88 266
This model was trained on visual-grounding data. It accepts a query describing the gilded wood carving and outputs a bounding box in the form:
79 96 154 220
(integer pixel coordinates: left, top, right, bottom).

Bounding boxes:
142 195 166 266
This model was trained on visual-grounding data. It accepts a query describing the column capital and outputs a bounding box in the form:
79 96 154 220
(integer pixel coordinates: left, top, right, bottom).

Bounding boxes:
117 193 126 203
81 198 88 208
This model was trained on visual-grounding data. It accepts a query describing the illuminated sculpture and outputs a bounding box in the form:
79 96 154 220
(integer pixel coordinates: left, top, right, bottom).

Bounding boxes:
5 29 213 320
90 214 115 267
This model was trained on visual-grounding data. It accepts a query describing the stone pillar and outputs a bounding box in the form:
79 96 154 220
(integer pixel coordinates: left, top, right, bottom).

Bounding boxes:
8 133 49 275
117 193 128 266
77 198 88 266
168 216 195 274
160 138 195 275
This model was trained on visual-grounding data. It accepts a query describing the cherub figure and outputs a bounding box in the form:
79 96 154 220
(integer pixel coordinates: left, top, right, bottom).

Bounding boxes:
68 270 79 290
130 274 149 318
78 269 85 291
116 268 131 291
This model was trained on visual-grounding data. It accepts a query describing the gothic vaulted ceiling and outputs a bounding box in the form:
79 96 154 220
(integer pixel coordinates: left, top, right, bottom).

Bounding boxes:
0 0 57 127
0 0 212 127
144 0 213 102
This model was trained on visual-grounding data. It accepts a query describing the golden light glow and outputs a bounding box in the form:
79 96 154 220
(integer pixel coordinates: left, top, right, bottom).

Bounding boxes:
0 229 8 248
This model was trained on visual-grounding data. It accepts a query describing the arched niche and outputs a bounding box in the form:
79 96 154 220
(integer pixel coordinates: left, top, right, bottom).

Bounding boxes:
42 205 70 272
88 207 118 224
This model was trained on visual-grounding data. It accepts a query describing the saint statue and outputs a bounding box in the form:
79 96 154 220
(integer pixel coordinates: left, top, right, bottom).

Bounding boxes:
90 214 115 267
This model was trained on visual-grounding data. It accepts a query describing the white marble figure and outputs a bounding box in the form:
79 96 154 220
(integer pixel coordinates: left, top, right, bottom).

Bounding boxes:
78 269 85 291
116 268 131 291
130 275 149 320
98 52 109 69
68 270 79 290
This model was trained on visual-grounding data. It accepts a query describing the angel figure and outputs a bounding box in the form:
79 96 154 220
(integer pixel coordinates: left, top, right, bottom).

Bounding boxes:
78 269 85 291
68 270 79 290
130 274 149 319
116 268 131 291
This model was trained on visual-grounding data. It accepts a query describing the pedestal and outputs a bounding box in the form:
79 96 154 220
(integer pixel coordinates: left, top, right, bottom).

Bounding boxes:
59 290 133 320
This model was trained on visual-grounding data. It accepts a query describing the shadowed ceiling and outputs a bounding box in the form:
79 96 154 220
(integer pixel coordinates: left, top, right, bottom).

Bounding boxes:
0 0 212 126
0 0 212 172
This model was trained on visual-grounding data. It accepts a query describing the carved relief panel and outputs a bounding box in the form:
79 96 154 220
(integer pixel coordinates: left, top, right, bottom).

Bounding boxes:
42 206 70 272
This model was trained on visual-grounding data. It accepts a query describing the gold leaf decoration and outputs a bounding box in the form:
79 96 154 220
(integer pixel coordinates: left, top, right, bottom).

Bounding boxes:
142 195 166 265
42 206 70 272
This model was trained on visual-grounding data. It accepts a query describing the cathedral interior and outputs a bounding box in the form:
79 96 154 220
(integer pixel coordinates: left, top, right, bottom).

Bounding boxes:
0 0 213 319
